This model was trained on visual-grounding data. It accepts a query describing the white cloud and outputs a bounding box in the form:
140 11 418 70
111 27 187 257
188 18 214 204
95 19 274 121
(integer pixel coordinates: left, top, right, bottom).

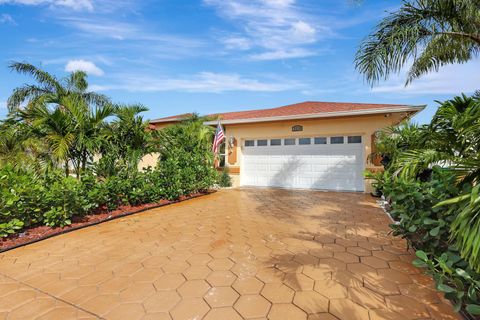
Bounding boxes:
371 60 480 95
0 13 16 25
65 59 104 76
0 101 6 109
250 48 317 61
204 0 327 60
0 0 93 10
92 72 303 93
223 36 252 50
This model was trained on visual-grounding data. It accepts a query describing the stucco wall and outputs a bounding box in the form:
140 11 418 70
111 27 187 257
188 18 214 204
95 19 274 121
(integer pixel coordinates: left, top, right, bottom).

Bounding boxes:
223 113 405 192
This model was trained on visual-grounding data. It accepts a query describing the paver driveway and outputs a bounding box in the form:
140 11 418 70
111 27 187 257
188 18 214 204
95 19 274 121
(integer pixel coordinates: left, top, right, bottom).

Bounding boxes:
0 188 460 320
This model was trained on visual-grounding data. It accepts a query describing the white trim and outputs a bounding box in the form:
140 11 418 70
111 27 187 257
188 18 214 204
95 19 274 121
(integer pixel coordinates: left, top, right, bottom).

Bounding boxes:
203 106 425 125
150 116 187 123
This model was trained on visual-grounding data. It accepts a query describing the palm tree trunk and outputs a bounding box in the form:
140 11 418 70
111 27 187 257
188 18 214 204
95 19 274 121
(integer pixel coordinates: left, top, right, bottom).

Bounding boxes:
64 161 69 177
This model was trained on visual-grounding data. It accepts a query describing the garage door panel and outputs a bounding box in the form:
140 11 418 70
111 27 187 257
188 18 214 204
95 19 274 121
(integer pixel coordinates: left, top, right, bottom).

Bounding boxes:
241 138 364 192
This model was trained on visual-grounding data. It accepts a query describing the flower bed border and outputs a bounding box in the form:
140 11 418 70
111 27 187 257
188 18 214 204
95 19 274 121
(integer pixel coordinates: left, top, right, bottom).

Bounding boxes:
0 190 216 253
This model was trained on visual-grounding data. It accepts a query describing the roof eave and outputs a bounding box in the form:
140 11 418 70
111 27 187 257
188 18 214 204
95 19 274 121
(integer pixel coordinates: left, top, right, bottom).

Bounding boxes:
203 105 426 125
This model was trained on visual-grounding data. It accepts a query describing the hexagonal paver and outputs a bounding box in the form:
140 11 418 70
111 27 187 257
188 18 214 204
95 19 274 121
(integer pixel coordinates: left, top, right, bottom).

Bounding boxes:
284 273 314 291
204 287 239 307
268 303 307 320
208 258 234 271
234 295 271 319
182 265 211 280
232 277 264 295
187 254 212 266
206 271 236 287
153 273 185 291
261 283 295 303
104 303 146 320
143 291 181 313
293 291 329 314
204 308 242 320
361 256 389 269
302 265 331 281
333 252 359 264
178 280 210 297
81 294 120 315
0 189 460 320
377 268 413 285
256 268 285 284
348 286 386 309
119 283 155 302
385 295 430 319
313 279 348 299
329 298 369 320
170 297 210 320
162 261 189 273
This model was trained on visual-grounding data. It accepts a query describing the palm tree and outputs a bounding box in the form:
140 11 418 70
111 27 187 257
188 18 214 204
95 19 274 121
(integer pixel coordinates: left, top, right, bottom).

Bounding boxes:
8 62 114 177
355 0 480 85
7 62 109 112
394 95 480 271
96 104 151 177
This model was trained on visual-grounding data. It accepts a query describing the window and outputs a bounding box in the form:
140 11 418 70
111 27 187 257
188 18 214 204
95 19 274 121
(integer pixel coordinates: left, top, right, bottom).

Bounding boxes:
270 139 281 146
218 142 226 167
245 140 254 147
330 136 344 144
348 136 362 144
284 138 296 145
299 138 311 145
257 139 268 146
314 137 327 144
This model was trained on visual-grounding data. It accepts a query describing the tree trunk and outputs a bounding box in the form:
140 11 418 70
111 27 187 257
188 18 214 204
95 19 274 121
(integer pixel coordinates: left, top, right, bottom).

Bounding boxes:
64 161 69 177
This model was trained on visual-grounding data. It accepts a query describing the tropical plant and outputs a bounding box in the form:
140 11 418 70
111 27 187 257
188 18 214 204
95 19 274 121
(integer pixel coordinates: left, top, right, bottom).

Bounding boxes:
355 0 480 85
7 62 115 178
391 95 480 270
7 62 108 112
96 104 153 178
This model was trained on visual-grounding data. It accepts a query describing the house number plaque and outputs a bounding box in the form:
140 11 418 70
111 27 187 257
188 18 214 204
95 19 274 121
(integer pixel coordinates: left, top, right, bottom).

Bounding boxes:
292 125 303 132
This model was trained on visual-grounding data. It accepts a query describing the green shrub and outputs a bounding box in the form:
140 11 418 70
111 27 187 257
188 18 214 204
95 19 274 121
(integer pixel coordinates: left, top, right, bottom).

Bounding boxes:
218 168 232 187
414 250 480 315
42 175 90 227
378 167 480 316
381 167 460 253
0 166 45 234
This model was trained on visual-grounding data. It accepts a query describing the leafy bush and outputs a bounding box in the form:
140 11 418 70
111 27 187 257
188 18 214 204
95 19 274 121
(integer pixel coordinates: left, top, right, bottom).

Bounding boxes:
218 168 232 187
381 167 460 252
414 250 480 315
372 95 480 317
0 166 45 235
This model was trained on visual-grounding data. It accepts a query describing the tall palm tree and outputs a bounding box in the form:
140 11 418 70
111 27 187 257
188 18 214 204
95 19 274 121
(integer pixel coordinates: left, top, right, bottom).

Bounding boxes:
394 95 480 271
7 62 109 112
8 62 114 177
355 0 480 85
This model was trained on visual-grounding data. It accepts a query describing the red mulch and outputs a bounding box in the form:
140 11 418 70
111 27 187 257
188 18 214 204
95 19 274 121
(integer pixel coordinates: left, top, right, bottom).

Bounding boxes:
0 190 215 252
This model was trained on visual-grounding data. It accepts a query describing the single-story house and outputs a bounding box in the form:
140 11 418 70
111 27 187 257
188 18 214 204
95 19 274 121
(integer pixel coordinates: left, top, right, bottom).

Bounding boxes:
148 101 424 193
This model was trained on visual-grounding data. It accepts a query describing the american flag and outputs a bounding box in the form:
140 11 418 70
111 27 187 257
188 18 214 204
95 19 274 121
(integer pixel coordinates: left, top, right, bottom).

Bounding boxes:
212 122 225 154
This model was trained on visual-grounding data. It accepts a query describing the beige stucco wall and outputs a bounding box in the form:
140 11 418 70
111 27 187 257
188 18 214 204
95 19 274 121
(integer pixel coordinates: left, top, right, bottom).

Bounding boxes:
223 113 405 192
138 153 160 170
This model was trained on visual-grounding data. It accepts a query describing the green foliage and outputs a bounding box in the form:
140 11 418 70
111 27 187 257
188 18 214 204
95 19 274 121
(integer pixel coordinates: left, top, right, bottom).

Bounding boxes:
355 0 480 86
373 94 480 317
218 168 232 188
0 165 46 233
414 250 480 314
381 168 460 252
156 118 217 199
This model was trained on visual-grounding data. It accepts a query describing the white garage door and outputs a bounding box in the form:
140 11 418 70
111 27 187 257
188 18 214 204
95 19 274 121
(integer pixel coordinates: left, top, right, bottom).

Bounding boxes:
241 136 364 192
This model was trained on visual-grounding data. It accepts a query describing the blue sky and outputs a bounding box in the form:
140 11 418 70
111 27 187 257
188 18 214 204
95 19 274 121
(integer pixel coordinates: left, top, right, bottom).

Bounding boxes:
1 0 479 123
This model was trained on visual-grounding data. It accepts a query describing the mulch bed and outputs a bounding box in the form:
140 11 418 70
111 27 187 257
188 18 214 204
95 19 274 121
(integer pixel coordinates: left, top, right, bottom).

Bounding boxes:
0 190 216 253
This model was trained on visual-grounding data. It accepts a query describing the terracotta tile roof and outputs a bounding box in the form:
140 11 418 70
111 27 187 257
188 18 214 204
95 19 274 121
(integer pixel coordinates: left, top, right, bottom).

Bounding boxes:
150 101 422 124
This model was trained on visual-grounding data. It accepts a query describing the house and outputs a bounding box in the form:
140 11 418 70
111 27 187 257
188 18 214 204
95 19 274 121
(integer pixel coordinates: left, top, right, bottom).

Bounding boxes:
149 101 424 193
